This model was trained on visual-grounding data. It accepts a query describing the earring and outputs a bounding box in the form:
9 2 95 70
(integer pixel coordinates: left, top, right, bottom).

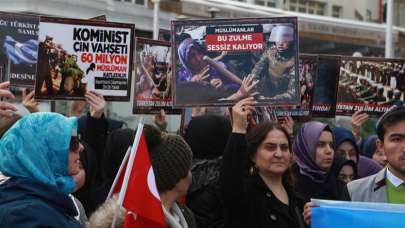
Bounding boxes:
249 164 257 176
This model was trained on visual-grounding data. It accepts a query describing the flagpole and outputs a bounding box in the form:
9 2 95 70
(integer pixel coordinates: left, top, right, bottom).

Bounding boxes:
107 146 131 199
118 122 144 206
111 122 144 228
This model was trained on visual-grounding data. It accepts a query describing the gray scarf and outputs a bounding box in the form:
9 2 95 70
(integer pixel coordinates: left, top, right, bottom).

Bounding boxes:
163 202 188 228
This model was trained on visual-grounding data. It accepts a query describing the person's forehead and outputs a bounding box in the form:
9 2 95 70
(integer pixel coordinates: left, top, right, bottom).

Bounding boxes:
262 129 288 144
341 165 354 173
385 119 405 137
319 131 333 139
338 141 356 150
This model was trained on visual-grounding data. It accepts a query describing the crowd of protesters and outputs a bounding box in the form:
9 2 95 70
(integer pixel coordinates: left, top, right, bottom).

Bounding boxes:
0 78 404 228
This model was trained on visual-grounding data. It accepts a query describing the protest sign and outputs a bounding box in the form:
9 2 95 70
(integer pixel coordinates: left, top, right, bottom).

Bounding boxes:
35 16 134 101
336 57 404 116
172 17 300 107
0 12 39 87
273 54 318 120
133 38 181 114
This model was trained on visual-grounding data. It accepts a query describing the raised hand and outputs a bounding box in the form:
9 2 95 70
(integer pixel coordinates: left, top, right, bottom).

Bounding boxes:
154 109 168 132
281 115 294 137
0 81 17 117
85 90 106 119
351 110 369 141
235 74 260 99
231 97 257 134
22 88 39 113
191 66 210 82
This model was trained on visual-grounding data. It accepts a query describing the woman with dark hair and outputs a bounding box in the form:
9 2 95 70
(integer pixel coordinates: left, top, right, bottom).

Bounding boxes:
221 97 305 228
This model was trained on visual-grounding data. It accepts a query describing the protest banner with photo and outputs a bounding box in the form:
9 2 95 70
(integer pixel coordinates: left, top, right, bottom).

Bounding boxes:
0 12 39 87
336 56 405 116
172 17 300 107
133 38 181 114
311 55 341 117
35 16 134 101
273 54 318 120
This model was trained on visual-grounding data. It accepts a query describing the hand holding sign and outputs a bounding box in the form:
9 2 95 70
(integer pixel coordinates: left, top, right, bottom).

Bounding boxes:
0 81 17 118
22 88 39 113
231 97 256 134
351 110 369 141
85 90 105 119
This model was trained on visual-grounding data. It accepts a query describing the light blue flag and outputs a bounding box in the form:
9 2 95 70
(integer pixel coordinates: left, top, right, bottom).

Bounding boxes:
311 199 405 228
3 36 38 65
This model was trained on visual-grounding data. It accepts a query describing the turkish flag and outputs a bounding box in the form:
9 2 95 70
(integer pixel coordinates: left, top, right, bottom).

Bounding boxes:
121 132 167 228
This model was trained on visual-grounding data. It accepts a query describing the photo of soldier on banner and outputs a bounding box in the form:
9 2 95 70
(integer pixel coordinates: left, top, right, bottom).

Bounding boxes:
172 17 300 107
311 55 341 117
35 17 134 101
0 12 39 87
133 38 181 114
273 54 318 120
336 57 405 116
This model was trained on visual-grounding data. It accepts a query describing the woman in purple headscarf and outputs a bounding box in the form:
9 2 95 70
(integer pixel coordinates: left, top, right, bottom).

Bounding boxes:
292 121 346 203
176 38 240 91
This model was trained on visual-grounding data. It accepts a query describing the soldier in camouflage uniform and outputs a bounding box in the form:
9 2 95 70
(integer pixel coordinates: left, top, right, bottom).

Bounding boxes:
250 25 296 101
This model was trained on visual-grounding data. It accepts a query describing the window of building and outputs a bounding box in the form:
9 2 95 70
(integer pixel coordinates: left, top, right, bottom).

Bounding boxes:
255 0 276 7
332 5 342 18
288 0 325 15
113 0 145 6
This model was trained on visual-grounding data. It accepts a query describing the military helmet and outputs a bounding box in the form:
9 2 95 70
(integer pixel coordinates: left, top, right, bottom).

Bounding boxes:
269 25 294 42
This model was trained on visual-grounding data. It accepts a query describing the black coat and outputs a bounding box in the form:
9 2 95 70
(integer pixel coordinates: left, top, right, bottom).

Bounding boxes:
187 157 224 228
291 163 346 203
221 133 306 228
73 114 109 216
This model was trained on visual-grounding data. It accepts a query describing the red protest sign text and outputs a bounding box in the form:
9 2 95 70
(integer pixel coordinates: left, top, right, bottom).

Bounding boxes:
206 33 263 52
